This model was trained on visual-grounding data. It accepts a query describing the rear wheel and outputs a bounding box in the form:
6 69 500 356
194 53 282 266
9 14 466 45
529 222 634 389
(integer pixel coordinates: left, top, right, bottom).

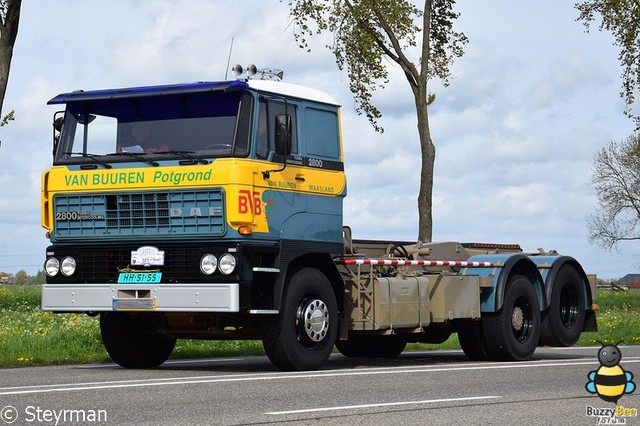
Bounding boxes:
335 334 407 358
261 268 338 371
457 320 489 361
100 312 175 368
539 265 586 347
482 275 540 361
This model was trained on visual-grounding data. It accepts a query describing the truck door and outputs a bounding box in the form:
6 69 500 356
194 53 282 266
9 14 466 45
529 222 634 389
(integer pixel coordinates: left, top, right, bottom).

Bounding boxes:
253 100 305 239
298 105 345 244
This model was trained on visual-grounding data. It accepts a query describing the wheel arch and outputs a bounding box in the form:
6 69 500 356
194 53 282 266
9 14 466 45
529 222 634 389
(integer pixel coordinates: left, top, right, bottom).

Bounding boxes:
278 252 344 314
495 255 546 312
529 256 592 311
466 254 545 313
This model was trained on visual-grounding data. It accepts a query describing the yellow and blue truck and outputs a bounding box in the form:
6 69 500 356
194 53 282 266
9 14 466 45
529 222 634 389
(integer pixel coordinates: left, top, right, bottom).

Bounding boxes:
40 70 597 371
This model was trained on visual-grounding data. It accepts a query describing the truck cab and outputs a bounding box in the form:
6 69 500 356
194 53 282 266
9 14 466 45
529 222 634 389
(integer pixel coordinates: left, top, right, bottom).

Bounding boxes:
42 77 347 370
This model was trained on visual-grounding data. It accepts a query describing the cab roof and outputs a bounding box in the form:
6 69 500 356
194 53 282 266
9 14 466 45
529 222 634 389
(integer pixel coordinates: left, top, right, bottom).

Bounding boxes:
48 79 339 106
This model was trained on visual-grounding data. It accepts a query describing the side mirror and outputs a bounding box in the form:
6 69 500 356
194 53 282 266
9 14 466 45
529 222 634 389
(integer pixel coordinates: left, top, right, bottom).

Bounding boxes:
274 114 291 157
53 116 64 132
52 111 65 158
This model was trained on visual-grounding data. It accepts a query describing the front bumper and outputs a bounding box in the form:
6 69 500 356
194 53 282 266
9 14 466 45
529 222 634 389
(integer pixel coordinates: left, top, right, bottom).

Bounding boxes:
41 283 239 312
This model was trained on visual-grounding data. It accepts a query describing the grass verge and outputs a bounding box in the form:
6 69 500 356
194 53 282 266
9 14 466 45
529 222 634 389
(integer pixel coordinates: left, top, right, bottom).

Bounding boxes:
0 286 264 367
1 285 638 367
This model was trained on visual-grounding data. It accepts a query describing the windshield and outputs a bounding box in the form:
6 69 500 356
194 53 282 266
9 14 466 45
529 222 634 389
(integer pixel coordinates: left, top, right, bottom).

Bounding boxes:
54 92 252 165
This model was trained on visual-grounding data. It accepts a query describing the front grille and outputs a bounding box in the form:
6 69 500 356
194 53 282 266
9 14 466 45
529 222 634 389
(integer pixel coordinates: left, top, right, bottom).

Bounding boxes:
77 246 204 283
53 189 225 239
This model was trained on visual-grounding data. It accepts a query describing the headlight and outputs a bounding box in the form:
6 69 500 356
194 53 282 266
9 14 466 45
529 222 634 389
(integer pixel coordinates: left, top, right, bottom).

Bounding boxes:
200 254 218 275
218 253 236 275
45 257 60 277
61 257 77 276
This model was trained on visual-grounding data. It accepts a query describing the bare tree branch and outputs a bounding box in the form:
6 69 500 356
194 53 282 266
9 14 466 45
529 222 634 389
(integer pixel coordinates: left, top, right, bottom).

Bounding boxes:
589 133 640 249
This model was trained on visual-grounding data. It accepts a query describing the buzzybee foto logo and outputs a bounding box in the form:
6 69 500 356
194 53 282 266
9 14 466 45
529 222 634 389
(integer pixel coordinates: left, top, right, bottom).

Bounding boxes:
585 342 637 424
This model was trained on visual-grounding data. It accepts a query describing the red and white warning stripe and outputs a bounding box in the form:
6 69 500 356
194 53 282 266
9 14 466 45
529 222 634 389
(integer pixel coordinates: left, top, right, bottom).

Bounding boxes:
337 259 495 267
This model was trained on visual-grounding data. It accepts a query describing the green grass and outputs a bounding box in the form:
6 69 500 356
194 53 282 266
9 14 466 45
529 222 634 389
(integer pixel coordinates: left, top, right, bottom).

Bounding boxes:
0 285 264 367
576 288 640 346
1 285 638 367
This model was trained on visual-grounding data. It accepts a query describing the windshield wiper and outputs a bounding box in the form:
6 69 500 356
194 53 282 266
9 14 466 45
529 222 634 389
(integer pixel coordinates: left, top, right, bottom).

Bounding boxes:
162 150 210 165
106 152 159 167
64 152 112 169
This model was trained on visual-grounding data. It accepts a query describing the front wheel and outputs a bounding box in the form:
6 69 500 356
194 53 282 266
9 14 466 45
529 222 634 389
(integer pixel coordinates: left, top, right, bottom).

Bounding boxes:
100 312 176 368
482 275 540 361
261 268 338 371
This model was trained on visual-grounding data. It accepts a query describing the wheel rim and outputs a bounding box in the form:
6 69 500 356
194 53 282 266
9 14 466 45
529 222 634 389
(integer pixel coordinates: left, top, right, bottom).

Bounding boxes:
296 297 330 345
512 296 533 342
558 284 579 328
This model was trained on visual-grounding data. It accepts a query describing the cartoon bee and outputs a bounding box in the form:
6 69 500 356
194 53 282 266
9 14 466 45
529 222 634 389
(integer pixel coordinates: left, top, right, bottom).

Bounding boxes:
586 342 636 404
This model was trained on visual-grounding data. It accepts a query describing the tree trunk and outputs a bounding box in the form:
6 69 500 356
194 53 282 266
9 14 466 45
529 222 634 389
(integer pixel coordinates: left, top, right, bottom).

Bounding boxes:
415 0 434 243
0 0 22 115
415 89 435 243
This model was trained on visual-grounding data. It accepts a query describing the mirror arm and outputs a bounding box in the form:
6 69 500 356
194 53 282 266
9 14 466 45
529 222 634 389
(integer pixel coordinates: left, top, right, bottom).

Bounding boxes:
262 162 287 180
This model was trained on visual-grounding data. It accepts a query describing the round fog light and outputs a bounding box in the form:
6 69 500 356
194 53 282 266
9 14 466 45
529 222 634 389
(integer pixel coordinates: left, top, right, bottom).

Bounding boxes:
200 254 218 275
219 253 236 275
61 256 77 276
45 257 60 277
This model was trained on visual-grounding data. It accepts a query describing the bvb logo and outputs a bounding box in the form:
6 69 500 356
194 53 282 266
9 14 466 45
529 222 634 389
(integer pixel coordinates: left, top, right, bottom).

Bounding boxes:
585 342 636 404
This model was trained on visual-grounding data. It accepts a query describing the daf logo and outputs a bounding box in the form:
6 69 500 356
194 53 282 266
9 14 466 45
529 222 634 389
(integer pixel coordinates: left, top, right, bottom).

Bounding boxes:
131 246 165 266
169 207 222 217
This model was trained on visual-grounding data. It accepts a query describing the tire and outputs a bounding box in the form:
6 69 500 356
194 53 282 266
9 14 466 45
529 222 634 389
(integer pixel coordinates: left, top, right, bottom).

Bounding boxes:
261 268 338 371
335 334 407 358
100 312 175 368
539 265 586 347
482 275 540 361
457 320 489 361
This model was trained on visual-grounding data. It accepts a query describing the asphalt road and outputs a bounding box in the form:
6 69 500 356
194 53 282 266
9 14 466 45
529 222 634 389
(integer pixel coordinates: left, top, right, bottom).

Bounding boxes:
1 346 639 425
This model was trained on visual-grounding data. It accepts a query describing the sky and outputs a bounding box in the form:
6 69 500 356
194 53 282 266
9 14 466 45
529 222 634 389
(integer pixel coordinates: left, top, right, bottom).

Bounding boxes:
0 0 637 280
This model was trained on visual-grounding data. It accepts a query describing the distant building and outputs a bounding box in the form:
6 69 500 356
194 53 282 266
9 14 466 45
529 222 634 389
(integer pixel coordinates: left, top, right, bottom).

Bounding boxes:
618 274 640 289
0 275 14 284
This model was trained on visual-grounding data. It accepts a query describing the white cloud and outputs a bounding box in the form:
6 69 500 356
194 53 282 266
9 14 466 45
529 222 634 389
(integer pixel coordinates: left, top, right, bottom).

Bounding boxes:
528 55 611 108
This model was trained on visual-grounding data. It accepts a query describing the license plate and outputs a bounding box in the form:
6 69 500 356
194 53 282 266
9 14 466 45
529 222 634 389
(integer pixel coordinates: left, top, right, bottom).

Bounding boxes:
118 272 162 284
